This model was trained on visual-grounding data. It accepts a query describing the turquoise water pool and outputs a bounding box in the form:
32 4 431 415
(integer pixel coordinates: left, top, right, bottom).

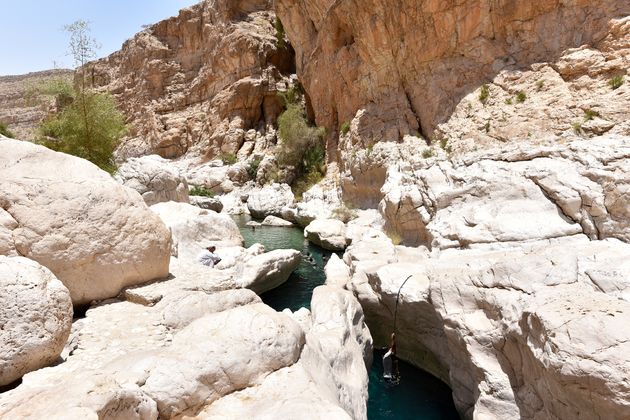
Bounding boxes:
233 215 460 419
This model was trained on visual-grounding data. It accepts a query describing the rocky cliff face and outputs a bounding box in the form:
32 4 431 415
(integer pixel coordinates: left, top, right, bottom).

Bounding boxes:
0 69 72 140
90 0 294 160
276 0 629 151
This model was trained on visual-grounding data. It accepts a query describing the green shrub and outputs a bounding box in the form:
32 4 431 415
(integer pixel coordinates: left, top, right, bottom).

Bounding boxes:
479 84 489 104
275 17 286 48
247 157 262 180
572 122 583 134
39 92 126 174
0 122 15 138
331 203 358 223
516 91 527 103
189 185 215 197
277 103 326 170
505 98 513 105
422 148 434 159
340 121 350 136
220 152 237 165
609 75 624 90
584 109 600 121
292 169 323 202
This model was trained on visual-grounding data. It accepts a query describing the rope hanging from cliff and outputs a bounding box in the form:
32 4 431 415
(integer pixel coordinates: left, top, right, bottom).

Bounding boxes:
393 275 413 335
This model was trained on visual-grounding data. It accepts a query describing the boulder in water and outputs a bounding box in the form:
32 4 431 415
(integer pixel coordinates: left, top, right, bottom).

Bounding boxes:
304 219 350 251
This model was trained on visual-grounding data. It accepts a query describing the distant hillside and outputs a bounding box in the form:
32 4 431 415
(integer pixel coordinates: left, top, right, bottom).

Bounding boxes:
0 69 73 140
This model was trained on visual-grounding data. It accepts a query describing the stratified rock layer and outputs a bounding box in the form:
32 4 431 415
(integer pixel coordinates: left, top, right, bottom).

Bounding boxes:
0 139 172 305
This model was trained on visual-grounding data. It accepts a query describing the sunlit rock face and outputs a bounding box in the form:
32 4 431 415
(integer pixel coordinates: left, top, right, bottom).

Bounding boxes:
276 0 629 148
91 0 294 160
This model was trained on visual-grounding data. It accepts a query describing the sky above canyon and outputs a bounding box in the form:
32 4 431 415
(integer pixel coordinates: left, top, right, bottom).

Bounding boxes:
1 0 199 75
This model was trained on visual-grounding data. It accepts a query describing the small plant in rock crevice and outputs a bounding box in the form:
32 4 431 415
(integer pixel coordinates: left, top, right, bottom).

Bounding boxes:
516 91 527 103
0 122 15 138
583 109 600 121
479 84 490 104
189 185 215 197
536 80 545 91
422 148 434 159
572 122 583 134
331 203 358 223
609 75 624 90
340 121 350 136
505 98 513 105
220 152 238 165
247 157 262 180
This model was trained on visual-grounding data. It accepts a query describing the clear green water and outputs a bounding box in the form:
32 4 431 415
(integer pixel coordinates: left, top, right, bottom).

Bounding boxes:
233 215 460 419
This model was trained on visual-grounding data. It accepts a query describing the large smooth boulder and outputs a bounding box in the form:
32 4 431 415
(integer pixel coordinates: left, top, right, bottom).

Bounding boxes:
247 183 294 219
304 219 349 251
150 201 243 260
0 139 172 305
237 249 301 294
114 155 189 206
0 256 73 386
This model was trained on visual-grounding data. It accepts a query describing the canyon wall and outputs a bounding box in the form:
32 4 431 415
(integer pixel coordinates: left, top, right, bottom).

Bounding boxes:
90 0 293 160
276 0 630 151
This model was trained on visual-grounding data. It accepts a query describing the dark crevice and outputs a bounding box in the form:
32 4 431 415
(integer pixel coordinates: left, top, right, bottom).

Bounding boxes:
403 87 426 140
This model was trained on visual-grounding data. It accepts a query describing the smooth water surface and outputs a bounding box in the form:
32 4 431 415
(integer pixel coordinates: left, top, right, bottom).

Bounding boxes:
233 214 330 311
233 215 460 419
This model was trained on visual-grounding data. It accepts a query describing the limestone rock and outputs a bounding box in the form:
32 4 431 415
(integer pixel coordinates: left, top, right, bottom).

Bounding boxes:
277 0 628 148
0 139 172 305
346 234 630 418
247 183 295 219
191 364 352 419
237 249 301 294
324 254 351 288
189 195 224 213
150 201 243 259
90 0 293 161
304 219 349 251
115 154 189 206
299 286 373 420
0 256 73 386
379 135 630 248
261 215 294 227
0 70 73 140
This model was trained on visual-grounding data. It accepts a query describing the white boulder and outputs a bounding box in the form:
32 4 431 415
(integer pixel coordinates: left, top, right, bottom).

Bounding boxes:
237 249 301 294
304 219 349 251
0 139 172 305
150 201 243 260
262 215 294 227
247 183 295 219
189 195 224 213
115 155 189 206
0 256 73 386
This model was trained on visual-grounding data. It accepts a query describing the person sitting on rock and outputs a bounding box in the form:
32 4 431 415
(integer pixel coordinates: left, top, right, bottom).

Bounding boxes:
197 245 221 268
383 333 399 383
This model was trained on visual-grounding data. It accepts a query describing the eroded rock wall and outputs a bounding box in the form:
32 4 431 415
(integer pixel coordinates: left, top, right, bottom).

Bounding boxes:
276 0 629 149
91 0 294 160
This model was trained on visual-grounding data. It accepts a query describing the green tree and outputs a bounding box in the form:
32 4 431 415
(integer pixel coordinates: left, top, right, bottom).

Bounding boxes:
37 20 125 173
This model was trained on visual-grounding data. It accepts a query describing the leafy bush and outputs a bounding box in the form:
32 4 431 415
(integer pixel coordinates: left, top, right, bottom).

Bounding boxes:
422 148 434 159
36 21 125 174
331 204 358 223
479 84 489 104
516 91 527 103
39 92 126 173
189 185 215 197
247 157 262 180
0 122 15 138
220 152 237 165
292 170 323 202
609 75 624 90
340 121 350 136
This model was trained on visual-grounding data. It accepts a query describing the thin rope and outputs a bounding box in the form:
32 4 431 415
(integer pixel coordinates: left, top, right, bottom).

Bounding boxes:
393 275 413 335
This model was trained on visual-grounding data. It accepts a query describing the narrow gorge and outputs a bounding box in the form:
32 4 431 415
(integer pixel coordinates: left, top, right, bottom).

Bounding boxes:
1 0 629 419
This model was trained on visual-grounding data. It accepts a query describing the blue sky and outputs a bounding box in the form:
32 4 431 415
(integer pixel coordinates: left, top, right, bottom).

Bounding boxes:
1 0 200 75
